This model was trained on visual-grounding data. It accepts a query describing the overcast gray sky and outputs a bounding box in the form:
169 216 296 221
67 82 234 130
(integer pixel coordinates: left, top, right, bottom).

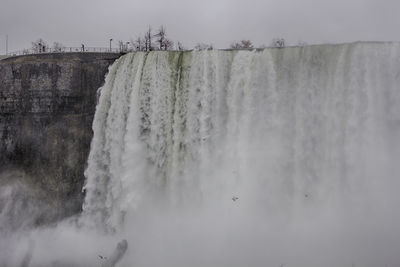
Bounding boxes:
1 0 399 53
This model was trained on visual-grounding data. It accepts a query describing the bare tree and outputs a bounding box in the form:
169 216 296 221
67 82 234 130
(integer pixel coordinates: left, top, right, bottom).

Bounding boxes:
144 26 153 51
118 40 124 52
31 38 48 53
154 25 166 50
271 38 285 48
52 42 65 52
240 40 253 49
154 25 174 50
176 41 185 51
230 40 254 49
230 41 241 49
194 43 213 50
163 38 174 50
132 36 145 51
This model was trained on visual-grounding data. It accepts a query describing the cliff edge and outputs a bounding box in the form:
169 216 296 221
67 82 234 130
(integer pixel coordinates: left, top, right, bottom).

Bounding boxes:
0 53 120 228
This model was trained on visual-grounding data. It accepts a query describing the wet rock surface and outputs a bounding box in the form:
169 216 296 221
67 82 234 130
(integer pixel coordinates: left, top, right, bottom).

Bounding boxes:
0 53 120 227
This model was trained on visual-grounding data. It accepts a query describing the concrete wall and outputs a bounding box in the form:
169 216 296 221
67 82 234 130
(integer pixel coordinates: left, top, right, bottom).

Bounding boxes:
0 53 120 228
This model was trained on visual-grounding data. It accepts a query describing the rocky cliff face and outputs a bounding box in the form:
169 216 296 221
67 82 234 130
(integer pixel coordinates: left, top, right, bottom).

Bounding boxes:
0 53 120 229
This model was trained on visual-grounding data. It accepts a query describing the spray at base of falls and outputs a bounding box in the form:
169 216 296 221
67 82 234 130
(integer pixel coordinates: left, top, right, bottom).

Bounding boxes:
3 43 400 267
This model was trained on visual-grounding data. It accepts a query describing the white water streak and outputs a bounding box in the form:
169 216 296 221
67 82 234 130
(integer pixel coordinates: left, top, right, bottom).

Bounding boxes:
81 43 400 266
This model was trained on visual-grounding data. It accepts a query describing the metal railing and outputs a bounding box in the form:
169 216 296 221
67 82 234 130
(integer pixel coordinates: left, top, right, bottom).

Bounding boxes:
6 46 127 57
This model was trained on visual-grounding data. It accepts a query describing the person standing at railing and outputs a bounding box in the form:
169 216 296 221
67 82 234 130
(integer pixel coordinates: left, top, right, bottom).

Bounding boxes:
81 44 85 52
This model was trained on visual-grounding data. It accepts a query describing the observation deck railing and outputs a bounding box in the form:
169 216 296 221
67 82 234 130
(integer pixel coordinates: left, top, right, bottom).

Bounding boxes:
6 47 128 57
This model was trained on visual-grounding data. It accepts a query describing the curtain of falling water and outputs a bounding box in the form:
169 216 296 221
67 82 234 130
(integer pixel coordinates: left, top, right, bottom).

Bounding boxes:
81 43 400 267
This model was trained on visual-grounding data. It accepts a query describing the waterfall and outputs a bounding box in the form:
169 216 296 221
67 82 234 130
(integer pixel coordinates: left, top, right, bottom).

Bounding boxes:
79 43 400 266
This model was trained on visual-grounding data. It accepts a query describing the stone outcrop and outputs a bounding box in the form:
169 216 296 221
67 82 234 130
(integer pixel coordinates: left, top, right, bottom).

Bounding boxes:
0 53 120 227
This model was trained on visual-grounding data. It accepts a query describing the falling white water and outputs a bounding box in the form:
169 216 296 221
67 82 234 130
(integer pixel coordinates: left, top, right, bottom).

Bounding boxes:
4 43 399 267
78 43 400 266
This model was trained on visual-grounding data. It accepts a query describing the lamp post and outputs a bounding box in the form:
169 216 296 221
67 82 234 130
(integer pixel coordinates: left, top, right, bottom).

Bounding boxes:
5 34 8 55
109 38 113 52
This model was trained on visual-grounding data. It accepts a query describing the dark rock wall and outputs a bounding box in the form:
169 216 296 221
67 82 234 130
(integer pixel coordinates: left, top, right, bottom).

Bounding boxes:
0 53 120 227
